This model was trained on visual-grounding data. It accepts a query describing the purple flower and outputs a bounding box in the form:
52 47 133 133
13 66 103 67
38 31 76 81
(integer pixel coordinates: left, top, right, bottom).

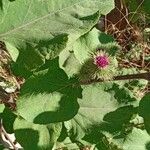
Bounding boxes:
94 53 109 68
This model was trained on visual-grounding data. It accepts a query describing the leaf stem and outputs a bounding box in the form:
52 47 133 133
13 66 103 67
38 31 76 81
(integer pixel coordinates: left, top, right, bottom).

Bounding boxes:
80 72 150 85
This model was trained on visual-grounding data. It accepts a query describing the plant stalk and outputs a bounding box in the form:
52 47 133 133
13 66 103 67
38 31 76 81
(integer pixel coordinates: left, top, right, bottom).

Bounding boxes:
80 72 150 85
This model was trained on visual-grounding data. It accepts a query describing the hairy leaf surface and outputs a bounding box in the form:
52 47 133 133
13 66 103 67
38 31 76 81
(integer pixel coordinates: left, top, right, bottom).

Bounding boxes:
0 0 114 71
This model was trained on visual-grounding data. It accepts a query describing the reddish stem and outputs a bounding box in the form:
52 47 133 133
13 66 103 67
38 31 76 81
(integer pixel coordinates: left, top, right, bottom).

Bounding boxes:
80 72 150 85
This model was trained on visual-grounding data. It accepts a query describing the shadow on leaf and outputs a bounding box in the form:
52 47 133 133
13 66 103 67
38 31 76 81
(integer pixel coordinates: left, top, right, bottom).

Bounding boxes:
15 129 39 150
102 105 136 132
17 58 82 124
139 93 150 134
0 0 2 10
2 107 16 133
12 34 68 78
33 95 79 124
146 141 150 150
98 32 114 44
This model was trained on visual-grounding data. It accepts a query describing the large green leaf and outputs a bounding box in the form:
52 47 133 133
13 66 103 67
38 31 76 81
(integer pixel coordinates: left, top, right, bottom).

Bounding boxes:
73 28 116 63
64 84 135 140
59 28 117 77
14 118 62 150
73 28 100 63
16 59 82 124
11 34 68 72
0 0 114 70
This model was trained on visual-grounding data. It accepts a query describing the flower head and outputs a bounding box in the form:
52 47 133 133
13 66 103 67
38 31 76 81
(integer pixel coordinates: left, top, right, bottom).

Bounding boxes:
79 49 118 82
93 51 109 68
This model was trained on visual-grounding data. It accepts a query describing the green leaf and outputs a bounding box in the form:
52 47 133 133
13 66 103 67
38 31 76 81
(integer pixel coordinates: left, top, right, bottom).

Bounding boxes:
2 107 16 133
139 93 150 134
139 93 150 119
59 50 81 77
0 0 114 70
0 104 5 113
125 0 150 22
4 42 19 62
73 28 117 63
104 128 150 150
14 118 62 150
16 59 82 124
59 28 118 77
143 0 150 14
110 83 139 104
12 34 68 72
64 84 135 140
0 145 9 150
47 123 62 146
73 28 100 63
55 137 80 150
123 128 150 150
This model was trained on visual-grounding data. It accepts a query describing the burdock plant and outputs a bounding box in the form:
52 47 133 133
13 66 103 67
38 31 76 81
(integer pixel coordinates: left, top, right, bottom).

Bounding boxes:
79 49 118 82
